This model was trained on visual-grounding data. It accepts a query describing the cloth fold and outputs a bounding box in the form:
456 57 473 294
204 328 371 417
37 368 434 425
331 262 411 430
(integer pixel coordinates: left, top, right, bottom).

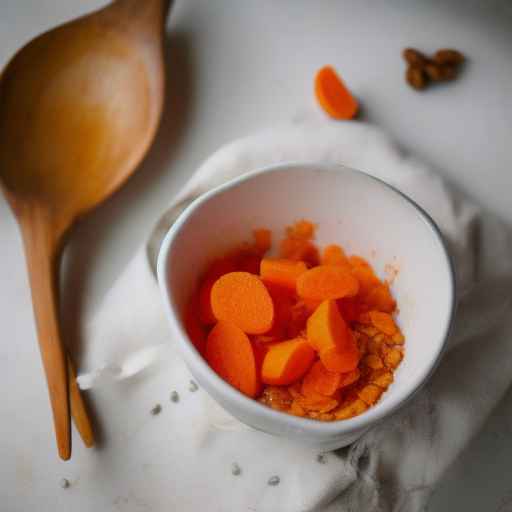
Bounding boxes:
79 121 512 512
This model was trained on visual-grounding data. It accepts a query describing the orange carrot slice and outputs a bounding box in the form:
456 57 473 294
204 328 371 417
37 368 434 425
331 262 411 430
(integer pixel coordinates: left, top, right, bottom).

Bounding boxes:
307 300 359 372
260 258 308 292
261 337 316 386
205 321 260 397
297 265 359 301
307 299 345 353
211 272 274 334
301 360 342 397
198 258 237 325
315 66 359 120
321 244 349 267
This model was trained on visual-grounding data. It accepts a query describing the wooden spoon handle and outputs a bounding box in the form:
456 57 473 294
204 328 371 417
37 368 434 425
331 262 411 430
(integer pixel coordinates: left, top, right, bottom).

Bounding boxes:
68 355 94 448
20 209 71 460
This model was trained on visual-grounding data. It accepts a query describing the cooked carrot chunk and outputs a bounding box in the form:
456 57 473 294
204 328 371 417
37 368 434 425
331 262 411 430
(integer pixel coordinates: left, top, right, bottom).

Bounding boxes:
315 66 359 120
307 300 360 372
211 272 274 334
188 220 405 422
261 337 316 386
260 258 308 292
205 321 260 397
297 265 359 301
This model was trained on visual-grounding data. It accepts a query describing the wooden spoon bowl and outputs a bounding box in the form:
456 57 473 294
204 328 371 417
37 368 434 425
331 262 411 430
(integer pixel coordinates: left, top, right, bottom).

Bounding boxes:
0 0 170 459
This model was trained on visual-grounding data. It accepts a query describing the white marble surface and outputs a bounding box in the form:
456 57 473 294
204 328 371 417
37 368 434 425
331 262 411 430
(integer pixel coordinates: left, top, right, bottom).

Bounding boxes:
1 1 511 511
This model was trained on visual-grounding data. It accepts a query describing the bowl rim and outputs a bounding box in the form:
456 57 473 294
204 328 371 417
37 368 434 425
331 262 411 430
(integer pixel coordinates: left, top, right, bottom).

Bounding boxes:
157 161 456 436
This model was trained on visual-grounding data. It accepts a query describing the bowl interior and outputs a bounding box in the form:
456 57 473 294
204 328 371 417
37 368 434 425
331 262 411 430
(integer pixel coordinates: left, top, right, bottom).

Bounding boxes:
161 163 454 422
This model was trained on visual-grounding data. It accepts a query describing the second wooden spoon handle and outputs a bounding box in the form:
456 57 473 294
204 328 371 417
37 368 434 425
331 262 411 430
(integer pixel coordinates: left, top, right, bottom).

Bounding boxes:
20 210 71 461
68 355 94 448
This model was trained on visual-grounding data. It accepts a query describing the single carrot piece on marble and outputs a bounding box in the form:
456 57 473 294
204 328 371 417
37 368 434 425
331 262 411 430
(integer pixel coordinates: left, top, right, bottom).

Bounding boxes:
315 66 359 120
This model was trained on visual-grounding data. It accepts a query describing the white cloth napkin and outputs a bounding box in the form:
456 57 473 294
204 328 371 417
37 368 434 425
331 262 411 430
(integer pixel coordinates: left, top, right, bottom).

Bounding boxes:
79 121 512 512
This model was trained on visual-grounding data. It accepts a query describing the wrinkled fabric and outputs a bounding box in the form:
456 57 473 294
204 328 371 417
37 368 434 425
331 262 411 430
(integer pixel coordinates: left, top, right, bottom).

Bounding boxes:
79 122 512 512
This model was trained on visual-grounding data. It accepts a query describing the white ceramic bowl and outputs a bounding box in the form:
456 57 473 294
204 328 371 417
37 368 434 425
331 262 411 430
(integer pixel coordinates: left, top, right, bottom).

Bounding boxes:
157 162 455 450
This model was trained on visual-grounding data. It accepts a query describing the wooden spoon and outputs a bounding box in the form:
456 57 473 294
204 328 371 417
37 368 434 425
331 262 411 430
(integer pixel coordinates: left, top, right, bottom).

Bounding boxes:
0 0 171 460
